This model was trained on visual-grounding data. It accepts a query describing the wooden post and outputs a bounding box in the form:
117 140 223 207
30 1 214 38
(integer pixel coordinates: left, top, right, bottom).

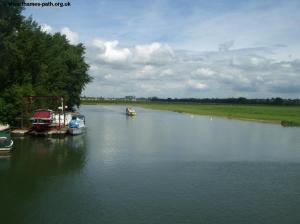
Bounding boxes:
21 110 23 129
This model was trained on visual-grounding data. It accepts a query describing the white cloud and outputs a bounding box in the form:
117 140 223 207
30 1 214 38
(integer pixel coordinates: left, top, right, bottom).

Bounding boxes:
161 68 174 76
41 24 53 34
133 42 174 64
89 40 174 66
250 57 264 66
138 65 154 76
186 80 208 90
104 74 114 80
89 64 98 72
139 83 162 93
60 27 79 45
256 76 264 82
194 68 215 77
92 39 131 63
280 62 292 68
84 38 300 98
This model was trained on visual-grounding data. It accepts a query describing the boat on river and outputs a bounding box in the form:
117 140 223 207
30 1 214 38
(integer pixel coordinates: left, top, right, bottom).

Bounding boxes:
68 114 85 135
0 124 13 153
30 109 53 132
126 107 136 116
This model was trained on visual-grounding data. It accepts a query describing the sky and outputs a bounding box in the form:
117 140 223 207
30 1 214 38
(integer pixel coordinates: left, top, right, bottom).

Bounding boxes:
23 0 300 98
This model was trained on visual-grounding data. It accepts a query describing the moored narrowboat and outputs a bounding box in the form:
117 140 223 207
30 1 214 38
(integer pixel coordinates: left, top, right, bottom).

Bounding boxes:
30 109 53 131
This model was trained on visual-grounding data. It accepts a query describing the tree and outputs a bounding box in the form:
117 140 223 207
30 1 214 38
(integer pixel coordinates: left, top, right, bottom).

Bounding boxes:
0 3 92 125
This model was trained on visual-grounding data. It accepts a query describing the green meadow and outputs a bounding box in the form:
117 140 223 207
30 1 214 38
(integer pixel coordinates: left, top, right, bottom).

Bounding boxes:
82 100 300 126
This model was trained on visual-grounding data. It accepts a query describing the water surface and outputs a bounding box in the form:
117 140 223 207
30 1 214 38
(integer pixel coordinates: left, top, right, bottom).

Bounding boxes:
1 105 300 224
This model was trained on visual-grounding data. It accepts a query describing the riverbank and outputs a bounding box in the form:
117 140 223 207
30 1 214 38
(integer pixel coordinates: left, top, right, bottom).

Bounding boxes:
81 100 300 126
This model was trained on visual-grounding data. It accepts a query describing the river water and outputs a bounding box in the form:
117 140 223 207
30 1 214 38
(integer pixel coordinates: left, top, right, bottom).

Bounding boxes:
1 105 300 224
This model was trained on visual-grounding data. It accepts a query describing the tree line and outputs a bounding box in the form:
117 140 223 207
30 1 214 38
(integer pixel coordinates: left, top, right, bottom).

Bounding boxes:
0 0 92 125
81 96 300 106
147 97 300 105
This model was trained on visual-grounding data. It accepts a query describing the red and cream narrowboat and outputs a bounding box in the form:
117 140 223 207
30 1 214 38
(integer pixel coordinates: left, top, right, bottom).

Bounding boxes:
30 109 53 131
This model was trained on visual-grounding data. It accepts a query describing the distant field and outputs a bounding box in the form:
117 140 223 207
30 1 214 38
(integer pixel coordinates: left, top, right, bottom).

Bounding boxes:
81 100 300 126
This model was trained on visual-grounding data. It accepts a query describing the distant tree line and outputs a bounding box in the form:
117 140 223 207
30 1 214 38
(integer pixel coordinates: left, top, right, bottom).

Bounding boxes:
148 97 300 105
81 96 300 106
0 0 92 125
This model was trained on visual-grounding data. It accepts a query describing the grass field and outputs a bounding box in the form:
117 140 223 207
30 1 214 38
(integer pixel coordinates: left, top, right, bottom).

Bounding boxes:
81 100 300 126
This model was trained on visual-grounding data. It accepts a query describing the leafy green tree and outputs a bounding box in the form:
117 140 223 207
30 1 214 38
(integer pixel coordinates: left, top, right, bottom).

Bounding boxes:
0 2 92 125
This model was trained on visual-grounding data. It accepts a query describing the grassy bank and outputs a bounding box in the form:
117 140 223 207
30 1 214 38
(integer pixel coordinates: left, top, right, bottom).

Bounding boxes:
81 100 300 126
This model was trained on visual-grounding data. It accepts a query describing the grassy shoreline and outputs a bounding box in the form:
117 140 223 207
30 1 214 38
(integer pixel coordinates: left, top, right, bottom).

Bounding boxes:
81 100 300 127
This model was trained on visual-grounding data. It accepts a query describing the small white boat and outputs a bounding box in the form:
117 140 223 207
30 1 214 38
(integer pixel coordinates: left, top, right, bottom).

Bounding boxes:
0 124 13 153
126 107 136 116
68 114 85 135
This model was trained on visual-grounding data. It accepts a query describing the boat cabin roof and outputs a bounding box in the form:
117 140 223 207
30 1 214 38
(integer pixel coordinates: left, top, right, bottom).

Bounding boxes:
32 109 52 119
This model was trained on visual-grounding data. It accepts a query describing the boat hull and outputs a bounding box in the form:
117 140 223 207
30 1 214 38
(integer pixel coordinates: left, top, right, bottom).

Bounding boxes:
126 112 136 116
68 127 85 135
126 108 136 116
0 140 13 154
32 123 52 132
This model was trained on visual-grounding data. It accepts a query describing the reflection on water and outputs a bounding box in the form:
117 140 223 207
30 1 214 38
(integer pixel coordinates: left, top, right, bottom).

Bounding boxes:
0 156 10 170
0 135 87 223
1 105 300 224
8 135 87 174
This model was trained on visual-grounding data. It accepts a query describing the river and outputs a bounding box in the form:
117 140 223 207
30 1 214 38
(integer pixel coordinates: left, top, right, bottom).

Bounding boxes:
1 105 300 224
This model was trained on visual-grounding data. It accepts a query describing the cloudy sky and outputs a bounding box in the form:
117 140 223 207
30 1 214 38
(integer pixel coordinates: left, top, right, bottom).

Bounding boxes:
23 0 300 98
